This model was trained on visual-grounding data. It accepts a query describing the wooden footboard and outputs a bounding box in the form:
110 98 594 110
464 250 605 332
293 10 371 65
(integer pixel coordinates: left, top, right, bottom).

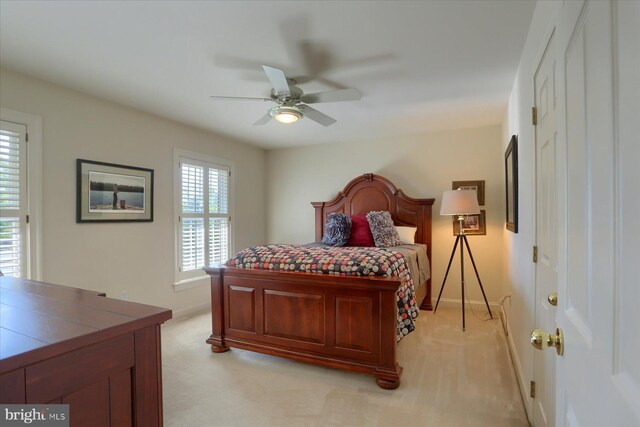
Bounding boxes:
204 264 403 389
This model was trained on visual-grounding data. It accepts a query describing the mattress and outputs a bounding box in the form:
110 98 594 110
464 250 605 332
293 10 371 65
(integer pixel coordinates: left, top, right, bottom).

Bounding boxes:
308 242 429 286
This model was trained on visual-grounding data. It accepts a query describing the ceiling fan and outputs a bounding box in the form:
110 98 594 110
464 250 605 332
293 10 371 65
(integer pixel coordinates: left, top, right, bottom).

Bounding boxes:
209 65 361 126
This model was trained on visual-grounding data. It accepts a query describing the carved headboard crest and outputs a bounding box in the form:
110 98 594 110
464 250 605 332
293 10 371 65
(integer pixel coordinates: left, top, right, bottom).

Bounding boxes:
311 173 435 247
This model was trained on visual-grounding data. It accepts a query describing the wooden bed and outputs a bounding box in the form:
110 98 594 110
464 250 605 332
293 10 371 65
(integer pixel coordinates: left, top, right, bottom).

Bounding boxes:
205 173 434 389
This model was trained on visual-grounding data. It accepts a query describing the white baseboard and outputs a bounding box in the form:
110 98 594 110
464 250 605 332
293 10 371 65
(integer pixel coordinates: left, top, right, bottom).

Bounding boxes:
433 298 500 310
169 302 210 322
500 304 532 423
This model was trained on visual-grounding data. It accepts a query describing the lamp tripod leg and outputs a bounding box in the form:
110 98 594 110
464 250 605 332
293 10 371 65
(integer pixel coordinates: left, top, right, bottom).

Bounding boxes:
434 235 461 313
462 234 493 318
460 233 465 331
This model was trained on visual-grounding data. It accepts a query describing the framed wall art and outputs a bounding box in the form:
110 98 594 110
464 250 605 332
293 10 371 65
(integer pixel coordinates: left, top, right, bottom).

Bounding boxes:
453 210 486 236
452 180 485 205
505 135 518 232
77 159 154 223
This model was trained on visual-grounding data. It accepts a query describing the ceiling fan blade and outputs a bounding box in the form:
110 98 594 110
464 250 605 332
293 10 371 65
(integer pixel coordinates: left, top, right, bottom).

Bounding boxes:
262 65 290 95
209 95 273 102
301 88 361 104
299 105 336 127
253 112 273 126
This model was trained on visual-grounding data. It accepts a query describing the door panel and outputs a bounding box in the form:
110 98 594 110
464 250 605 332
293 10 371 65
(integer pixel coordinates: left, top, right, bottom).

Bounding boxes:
555 1 640 426
564 19 591 343
534 29 558 427
614 0 640 419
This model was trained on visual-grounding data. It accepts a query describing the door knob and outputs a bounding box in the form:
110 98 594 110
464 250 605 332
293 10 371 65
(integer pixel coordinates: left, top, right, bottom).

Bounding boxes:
530 328 564 356
548 292 558 306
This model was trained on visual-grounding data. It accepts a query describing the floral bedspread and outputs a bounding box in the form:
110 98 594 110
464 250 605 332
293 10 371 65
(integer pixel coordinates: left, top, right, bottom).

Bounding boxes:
227 244 419 341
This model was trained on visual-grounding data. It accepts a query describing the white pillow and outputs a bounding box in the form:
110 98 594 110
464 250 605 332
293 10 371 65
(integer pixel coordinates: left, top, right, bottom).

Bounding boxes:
395 226 417 244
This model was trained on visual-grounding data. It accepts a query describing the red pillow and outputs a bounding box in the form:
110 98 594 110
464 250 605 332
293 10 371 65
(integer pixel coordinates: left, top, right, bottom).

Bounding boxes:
347 214 375 247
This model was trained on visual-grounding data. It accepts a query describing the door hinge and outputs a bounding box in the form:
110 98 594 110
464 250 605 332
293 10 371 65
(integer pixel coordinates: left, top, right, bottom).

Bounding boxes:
228 215 231 222
532 107 537 126
26 215 30 224
25 132 29 143
533 245 538 263
228 170 231 177
530 380 536 398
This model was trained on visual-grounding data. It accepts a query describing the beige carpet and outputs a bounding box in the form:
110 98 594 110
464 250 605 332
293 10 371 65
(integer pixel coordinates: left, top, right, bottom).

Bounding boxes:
162 307 529 427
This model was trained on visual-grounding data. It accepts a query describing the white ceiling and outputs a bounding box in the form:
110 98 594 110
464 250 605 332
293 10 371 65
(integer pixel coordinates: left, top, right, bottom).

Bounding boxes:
0 1 535 149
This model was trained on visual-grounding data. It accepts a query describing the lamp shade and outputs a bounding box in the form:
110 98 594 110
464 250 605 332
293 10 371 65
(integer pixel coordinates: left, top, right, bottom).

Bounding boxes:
440 190 480 216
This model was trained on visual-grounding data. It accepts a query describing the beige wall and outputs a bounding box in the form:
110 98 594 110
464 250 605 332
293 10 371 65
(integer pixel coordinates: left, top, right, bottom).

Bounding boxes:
0 68 266 317
266 125 507 304
501 1 556 420
0 66 511 322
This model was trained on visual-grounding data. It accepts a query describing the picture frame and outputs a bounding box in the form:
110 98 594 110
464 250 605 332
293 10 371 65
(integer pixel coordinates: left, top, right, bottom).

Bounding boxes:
505 135 518 233
453 210 486 236
77 159 154 223
452 180 485 205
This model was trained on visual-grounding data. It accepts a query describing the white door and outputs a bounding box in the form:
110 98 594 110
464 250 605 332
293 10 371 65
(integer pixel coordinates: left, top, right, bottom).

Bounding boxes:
553 1 640 426
533 30 558 427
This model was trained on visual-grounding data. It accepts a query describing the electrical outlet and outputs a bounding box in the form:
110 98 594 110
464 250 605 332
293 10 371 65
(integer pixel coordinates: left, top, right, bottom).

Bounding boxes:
121 290 128 301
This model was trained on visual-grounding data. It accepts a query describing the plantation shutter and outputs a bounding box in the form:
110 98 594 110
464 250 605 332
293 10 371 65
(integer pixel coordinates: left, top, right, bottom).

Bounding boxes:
208 167 229 264
180 163 205 272
0 120 28 278
178 157 230 278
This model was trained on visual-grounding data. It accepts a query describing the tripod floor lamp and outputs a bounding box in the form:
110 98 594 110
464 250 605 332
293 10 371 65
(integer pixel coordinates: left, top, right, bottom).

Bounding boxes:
434 189 492 331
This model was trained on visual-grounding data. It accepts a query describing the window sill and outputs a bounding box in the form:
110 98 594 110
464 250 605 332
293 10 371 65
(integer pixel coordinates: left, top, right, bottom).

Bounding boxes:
173 275 209 292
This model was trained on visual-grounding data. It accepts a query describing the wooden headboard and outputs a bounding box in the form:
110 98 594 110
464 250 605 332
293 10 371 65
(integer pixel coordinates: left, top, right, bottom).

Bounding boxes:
311 173 434 245
311 173 435 309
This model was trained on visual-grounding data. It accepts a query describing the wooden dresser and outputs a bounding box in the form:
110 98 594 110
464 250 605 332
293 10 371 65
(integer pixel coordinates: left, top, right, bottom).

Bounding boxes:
0 276 172 426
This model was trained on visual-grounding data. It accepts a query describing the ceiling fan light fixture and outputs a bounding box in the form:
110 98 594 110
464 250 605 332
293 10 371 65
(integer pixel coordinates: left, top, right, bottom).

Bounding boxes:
270 106 303 124
275 112 300 124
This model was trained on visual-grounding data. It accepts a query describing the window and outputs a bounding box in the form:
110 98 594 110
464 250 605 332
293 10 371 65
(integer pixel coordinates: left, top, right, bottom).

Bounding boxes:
0 120 28 277
175 150 232 284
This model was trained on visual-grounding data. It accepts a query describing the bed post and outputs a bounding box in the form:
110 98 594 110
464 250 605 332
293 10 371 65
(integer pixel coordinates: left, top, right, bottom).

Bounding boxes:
375 287 403 389
311 201 325 242
204 264 230 353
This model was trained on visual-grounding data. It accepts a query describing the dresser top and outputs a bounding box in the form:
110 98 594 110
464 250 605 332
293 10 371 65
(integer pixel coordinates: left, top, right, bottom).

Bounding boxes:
0 276 172 373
